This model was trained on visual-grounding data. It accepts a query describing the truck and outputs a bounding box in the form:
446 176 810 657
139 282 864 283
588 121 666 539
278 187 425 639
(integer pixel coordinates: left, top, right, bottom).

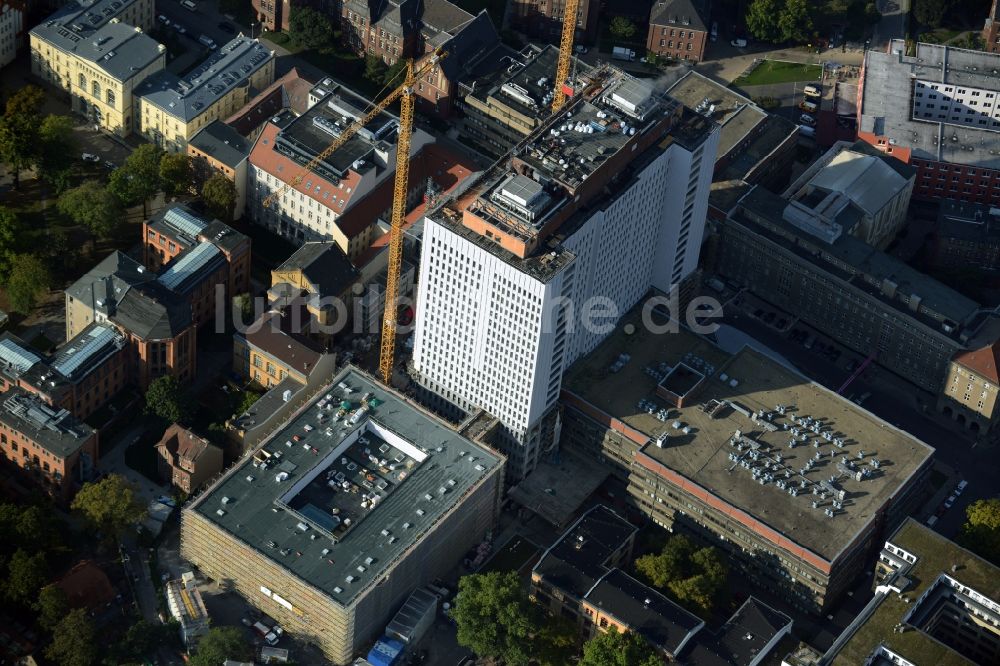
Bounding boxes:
612 47 636 61
252 621 279 646
198 34 217 49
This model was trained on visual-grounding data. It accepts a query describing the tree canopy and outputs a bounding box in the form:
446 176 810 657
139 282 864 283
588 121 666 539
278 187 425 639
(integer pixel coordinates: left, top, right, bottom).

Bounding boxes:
35 585 69 631
145 374 193 423
159 152 193 196
914 0 950 28
189 627 252 666
289 6 334 49
45 608 97 666
0 86 46 188
958 498 1000 565
70 474 146 540
634 534 727 616
0 207 21 283
777 0 814 43
58 180 124 238
747 0 814 43
38 115 78 193
609 17 637 42
580 627 662 666
364 54 388 84
746 0 782 42
201 173 237 223
453 571 536 666
109 144 164 215
6 254 52 314
4 549 48 606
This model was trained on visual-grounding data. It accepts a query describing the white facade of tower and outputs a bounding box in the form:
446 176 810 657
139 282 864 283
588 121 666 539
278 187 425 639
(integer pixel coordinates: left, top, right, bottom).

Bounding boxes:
412 128 718 480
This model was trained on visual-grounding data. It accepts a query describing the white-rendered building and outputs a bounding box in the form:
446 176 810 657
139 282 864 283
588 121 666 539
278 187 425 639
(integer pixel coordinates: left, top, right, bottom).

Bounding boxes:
0 0 24 69
412 72 719 480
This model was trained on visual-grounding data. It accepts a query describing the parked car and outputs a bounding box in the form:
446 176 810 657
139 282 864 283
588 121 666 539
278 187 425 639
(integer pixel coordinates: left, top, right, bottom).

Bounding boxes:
956 480 968 495
104 160 115 170
180 0 197 10
926 515 938 527
81 153 100 162
800 100 818 113
803 84 821 98
157 14 169 24
573 44 588 54
198 34 217 49
710 22 718 41
944 494 957 509
731 38 748 48
799 113 817 126
797 124 816 138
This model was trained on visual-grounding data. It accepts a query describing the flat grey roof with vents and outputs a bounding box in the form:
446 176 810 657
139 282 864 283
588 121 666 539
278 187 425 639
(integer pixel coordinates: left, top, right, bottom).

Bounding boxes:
860 41 1000 169
188 367 503 607
0 387 93 458
136 36 273 122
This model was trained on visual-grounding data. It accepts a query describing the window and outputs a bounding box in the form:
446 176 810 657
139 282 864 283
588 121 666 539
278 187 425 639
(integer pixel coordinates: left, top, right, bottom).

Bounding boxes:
78 73 86 88
92 80 100 98
106 89 115 106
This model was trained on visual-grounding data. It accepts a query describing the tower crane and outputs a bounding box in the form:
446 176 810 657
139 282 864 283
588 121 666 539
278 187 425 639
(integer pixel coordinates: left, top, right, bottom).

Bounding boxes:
261 52 445 384
551 0 582 112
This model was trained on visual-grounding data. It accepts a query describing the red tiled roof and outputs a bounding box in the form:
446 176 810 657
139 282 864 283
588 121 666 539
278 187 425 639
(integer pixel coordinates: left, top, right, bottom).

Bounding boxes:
55 561 115 609
954 343 1000 384
226 68 315 136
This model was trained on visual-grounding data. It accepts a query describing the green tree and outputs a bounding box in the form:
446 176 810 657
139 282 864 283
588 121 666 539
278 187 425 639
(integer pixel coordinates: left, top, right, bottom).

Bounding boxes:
4 549 47 605
958 498 1000 565
201 172 237 222
534 612 579 666
634 535 727 616
778 0 813 43
580 627 661 666
189 627 252 666
70 474 146 541
289 6 333 49
58 180 124 238
237 389 262 415
109 144 164 216
383 59 407 87
0 207 20 282
38 115 78 193
746 0 782 42
364 54 389 84
116 619 179 661
453 571 535 666
145 374 193 423
0 86 45 189
159 153 193 196
35 585 69 631
6 254 52 314
45 608 97 666
914 0 950 28
609 16 637 42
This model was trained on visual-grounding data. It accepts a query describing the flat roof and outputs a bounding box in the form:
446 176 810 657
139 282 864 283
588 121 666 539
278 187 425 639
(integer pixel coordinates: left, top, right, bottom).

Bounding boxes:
0 387 93 458
137 36 272 123
562 310 935 564
860 41 1000 169
188 367 503 606
831 518 1000 666
667 71 768 161
681 598 792 665
937 198 1000 241
31 1 163 82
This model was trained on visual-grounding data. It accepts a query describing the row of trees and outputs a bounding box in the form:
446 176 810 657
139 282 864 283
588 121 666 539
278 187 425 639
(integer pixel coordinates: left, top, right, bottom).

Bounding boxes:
746 0 881 45
452 570 662 666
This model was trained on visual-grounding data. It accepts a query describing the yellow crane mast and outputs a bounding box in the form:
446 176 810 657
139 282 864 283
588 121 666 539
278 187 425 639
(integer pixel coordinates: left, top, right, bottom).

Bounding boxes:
551 0 582 112
260 53 445 385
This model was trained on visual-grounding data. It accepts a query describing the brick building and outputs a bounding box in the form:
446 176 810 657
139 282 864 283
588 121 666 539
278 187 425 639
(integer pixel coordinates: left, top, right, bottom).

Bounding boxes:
927 199 1000 273
0 388 98 501
509 0 600 45
646 0 710 63
188 121 252 220
155 423 223 493
984 0 1000 54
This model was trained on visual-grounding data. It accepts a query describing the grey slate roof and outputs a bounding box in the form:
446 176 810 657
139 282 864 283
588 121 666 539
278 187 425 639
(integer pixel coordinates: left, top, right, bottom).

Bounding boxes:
189 120 251 169
188 367 503 607
679 598 792 665
649 0 709 32
436 10 502 82
135 36 273 123
275 241 359 297
31 0 164 82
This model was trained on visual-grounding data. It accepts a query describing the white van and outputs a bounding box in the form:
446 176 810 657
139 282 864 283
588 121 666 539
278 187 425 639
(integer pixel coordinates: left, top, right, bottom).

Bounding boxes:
803 84 821 98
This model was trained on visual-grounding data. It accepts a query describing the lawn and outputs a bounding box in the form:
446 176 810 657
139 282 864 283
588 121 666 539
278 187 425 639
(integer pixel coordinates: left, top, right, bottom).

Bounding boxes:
480 537 540 574
918 29 962 44
733 60 822 86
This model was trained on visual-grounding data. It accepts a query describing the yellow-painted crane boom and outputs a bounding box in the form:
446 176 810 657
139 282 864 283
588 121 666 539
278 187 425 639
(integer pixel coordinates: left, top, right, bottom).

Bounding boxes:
551 0 581 112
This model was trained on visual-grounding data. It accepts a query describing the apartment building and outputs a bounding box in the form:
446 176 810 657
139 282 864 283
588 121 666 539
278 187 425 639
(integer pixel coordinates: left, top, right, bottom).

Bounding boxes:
0 388 98 502
0 0 25 69
937 342 1000 435
647 0 710 64
232 310 328 388
859 41 1000 206
509 0 600 44
252 0 298 32
188 121 252 220
826 518 1000 666
181 367 504 665
984 0 1000 54
268 241 360 332
781 140 915 249
714 185 998 393
559 311 935 613
457 45 590 158
30 0 164 136
155 424 223 494
246 81 434 259
65 251 197 388
136 36 274 153
412 69 719 480
0 325 129 422
666 71 799 187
